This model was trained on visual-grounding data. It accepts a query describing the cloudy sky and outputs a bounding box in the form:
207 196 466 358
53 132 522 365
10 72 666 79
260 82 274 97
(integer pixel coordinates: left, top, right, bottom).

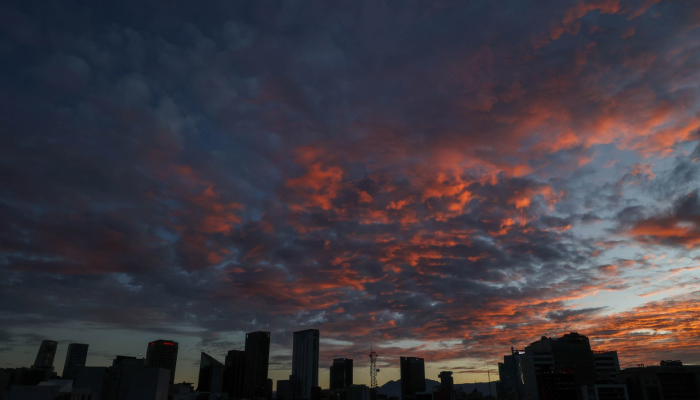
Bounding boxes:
1 0 700 388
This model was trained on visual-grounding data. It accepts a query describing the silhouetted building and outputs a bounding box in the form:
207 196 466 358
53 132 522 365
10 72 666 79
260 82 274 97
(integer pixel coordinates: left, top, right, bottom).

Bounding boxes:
103 356 143 400
277 375 301 400
293 329 319 400
498 348 525 400
32 340 58 371
433 371 455 400
73 366 109 400
277 376 302 400
617 360 700 400
145 340 178 385
244 331 271 399
62 343 89 379
278 379 291 400
198 352 224 393
223 350 246 398
523 333 600 400
439 371 454 392
0 367 53 388
345 385 370 400
268 378 274 400
0 369 13 399
125 366 170 400
3 379 92 400
400 357 425 400
98 355 170 400
330 358 353 391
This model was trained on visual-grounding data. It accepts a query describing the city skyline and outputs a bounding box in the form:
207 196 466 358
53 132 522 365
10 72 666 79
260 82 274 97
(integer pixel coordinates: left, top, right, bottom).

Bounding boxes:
5 329 694 390
2 0 700 394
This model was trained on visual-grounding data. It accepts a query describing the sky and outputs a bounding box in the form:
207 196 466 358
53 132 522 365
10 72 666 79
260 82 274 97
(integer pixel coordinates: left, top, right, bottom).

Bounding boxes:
1 0 700 389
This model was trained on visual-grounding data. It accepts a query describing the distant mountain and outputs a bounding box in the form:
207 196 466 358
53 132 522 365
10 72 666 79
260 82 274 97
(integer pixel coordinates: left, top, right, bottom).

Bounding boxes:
376 379 497 398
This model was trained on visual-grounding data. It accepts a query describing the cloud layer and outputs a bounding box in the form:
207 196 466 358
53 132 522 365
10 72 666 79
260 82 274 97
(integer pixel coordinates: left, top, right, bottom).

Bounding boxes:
1 0 700 385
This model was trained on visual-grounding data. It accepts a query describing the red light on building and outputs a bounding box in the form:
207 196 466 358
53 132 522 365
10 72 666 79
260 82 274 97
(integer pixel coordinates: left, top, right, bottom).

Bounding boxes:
149 342 155 346
163 342 175 345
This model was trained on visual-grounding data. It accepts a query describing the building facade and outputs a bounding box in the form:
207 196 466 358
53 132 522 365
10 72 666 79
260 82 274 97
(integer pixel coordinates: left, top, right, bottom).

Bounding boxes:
244 331 271 399
32 340 58 371
145 340 179 385
198 352 224 393
592 351 620 382
223 349 246 398
330 358 353 391
71 356 169 400
292 329 320 400
498 348 525 400
62 343 89 379
399 357 425 400
277 376 302 400
523 333 601 400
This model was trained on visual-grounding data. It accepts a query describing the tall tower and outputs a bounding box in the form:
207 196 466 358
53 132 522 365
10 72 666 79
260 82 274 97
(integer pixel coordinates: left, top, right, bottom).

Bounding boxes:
244 331 271 399
292 329 319 400
145 339 179 385
400 357 425 400
369 348 378 389
32 340 58 370
62 343 89 379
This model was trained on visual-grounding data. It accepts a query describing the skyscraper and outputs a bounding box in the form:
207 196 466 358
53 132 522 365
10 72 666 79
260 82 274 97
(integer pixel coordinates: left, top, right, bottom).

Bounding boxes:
223 350 246 398
198 352 224 393
399 357 425 400
62 343 89 379
244 331 271 399
292 329 319 400
145 339 179 385
330 358 353 390
32 340 58 370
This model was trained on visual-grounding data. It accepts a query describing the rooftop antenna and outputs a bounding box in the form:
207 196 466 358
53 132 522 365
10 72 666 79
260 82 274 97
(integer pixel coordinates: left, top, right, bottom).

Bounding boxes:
369 347 378 389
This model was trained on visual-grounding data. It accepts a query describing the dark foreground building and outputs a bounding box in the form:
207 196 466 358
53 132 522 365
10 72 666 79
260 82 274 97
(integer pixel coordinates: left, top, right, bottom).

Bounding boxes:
292 329 320 400
617 360 700 400
244 331 271 399
522 332 626 400
400 357 426 400
31 340 58 371
223 349 246 398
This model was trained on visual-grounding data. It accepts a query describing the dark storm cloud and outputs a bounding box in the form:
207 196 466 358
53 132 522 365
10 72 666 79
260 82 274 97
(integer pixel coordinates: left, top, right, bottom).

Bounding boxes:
1 0 700 375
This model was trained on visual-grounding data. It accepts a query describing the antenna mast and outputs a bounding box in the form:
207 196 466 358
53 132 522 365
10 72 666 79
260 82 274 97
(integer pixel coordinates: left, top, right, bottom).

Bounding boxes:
369 347 378 389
